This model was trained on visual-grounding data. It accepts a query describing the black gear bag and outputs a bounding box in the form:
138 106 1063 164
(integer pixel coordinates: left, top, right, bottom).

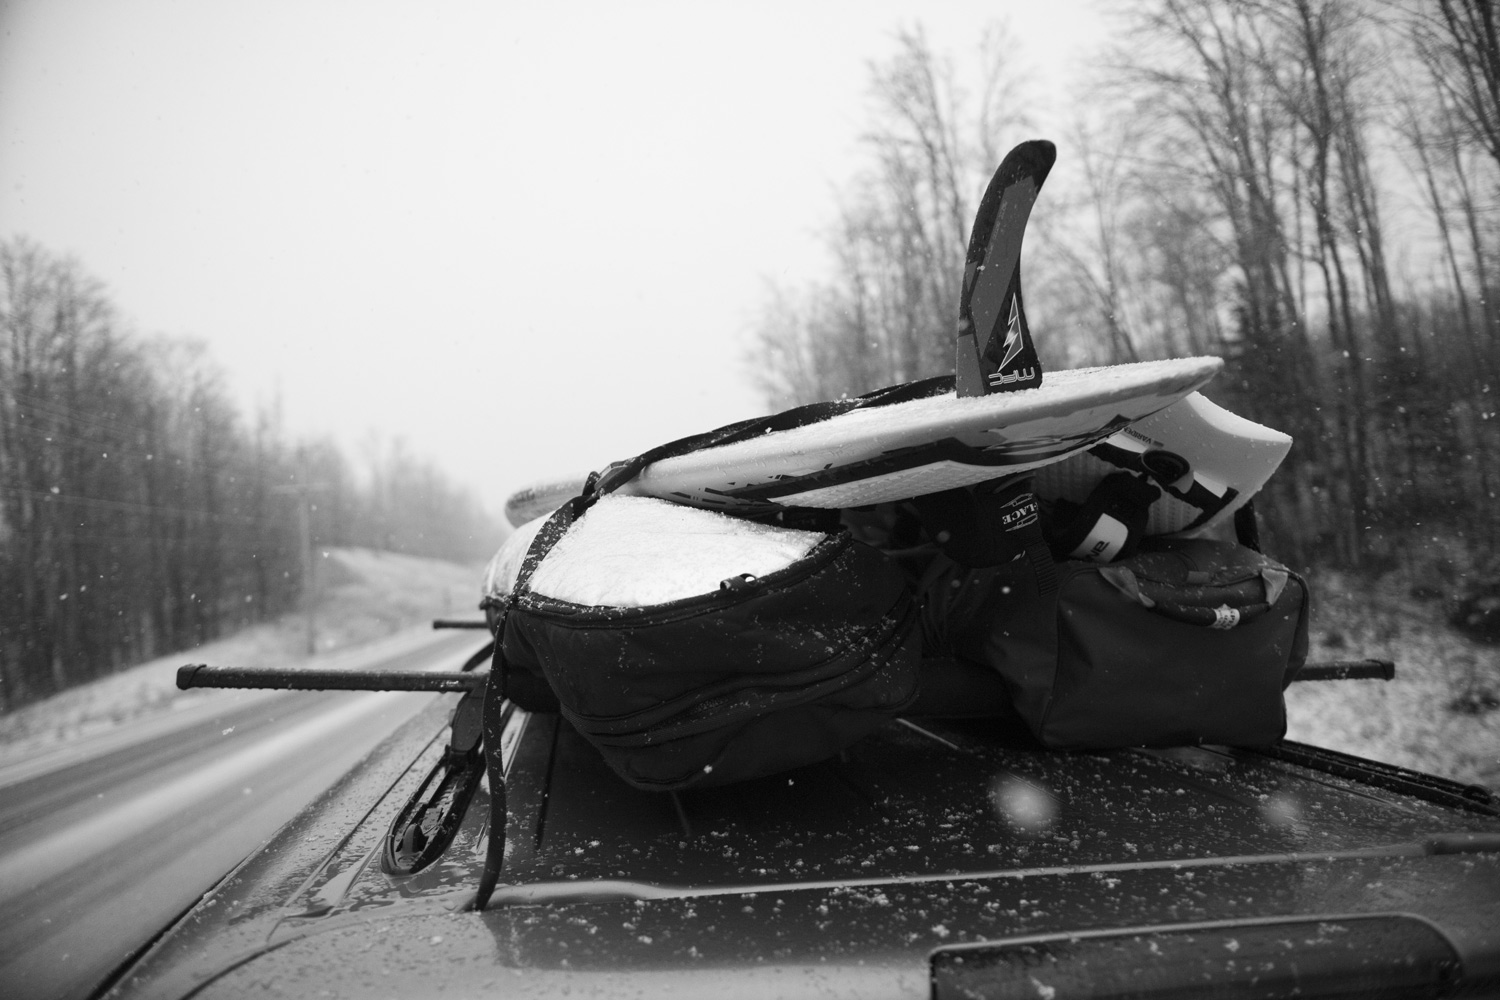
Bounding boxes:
925 533 1310 749
493 493 922 792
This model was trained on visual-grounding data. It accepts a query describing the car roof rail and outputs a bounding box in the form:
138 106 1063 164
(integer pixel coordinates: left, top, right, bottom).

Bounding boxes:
1250 740 1500 817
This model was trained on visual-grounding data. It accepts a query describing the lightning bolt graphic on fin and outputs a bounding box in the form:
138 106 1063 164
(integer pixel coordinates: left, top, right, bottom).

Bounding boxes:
997 299 1024 373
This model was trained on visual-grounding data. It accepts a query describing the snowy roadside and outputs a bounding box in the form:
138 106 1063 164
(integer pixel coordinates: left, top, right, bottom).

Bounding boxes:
6 544 1494 794
0 547 486 770
1286 567 1500 792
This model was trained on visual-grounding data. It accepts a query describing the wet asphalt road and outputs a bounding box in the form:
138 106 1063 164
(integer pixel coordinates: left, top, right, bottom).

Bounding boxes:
0 631 485 1000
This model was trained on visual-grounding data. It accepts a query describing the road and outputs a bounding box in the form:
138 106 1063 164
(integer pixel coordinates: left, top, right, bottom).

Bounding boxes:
0 630 486 1000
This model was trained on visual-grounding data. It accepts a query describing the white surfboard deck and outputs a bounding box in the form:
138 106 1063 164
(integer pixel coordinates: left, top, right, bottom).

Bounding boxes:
616 357 1222 512
500 357 1224 525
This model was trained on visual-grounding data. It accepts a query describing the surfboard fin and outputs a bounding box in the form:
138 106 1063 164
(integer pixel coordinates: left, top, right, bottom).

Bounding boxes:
956 140 1055 398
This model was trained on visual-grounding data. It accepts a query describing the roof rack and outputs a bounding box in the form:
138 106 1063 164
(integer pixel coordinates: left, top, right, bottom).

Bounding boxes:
177 632 516 910
173 645 1414 911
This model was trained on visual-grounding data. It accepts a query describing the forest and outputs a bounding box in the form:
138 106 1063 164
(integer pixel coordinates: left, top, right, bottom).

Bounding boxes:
750 0 1499 582
0 238 504 711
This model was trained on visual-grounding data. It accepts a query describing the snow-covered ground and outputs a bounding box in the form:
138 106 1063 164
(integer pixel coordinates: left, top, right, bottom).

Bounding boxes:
1287 567 1500 791
0 547 485 768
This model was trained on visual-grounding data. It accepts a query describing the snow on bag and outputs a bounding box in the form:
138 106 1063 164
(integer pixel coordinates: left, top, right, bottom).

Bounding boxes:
488 494 921 792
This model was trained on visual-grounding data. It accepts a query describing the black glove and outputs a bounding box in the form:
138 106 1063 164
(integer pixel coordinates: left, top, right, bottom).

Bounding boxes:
913 476 1045 568
1046 471 1161 563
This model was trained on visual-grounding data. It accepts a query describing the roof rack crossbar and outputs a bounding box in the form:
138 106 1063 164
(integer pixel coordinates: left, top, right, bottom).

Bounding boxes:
1292 659 1395 682
176 664 485 693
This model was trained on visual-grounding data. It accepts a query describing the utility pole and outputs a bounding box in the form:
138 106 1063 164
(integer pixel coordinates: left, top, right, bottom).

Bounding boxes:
271 482 329 655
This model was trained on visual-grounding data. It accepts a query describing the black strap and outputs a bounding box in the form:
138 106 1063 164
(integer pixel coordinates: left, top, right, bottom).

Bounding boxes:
513 502 580 596
589 375 954 502
1085 441 1239 533
1026 541 1060 596
1235 500 1262 552
467 668 509 911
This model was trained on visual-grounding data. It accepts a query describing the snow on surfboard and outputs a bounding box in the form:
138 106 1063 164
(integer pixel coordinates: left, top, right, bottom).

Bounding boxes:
609 356 1222 512
504 476 592 530
499 373 1288 542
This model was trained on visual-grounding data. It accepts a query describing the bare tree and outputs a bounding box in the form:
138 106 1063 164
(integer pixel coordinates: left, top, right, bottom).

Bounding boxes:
750 24 1034 402
1042 117 1149 365
0 237 502 713
744 2 1496 572
1413 0 1500 170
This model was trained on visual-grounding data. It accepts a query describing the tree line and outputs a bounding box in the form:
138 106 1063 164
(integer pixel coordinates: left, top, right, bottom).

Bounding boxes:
0 238 504 712
750 0 1499 573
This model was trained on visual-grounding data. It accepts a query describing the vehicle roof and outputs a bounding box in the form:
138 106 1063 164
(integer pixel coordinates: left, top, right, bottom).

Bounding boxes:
106 694 1500 999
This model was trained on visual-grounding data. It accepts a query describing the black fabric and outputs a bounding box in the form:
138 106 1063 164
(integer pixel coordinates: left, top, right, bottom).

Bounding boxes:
907 656 1018 719
499 501 922 792
495 652 560 714
924 537 1309 750
912 476 1047 569
1235 500 1262 551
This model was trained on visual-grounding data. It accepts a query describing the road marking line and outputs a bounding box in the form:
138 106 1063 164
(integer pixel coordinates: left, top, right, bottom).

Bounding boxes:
0 690 413 901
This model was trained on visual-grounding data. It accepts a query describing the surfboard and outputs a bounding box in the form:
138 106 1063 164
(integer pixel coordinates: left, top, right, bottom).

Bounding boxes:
500 378 1291 539
609 356 1223 513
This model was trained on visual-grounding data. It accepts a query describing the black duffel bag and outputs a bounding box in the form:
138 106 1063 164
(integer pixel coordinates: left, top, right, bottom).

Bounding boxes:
494 493 922 792
925 532 1310 749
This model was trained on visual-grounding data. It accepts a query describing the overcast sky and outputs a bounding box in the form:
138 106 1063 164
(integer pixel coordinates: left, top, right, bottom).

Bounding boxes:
0 0 1107 521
